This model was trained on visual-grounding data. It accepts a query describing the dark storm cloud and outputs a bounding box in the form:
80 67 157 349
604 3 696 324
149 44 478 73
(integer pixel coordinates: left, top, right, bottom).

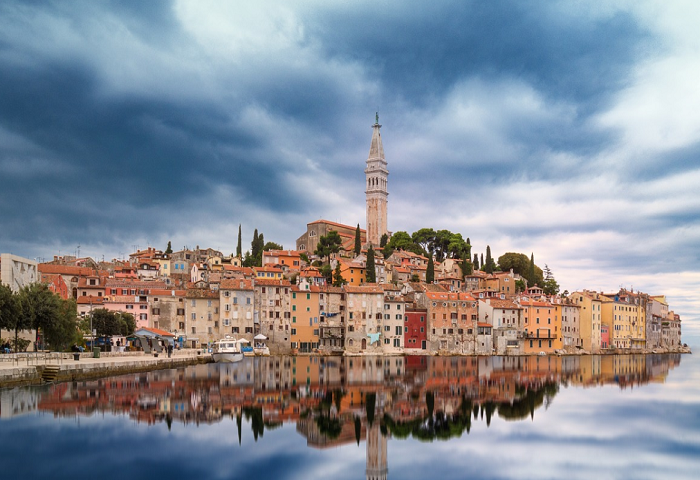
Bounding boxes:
308 1 650 108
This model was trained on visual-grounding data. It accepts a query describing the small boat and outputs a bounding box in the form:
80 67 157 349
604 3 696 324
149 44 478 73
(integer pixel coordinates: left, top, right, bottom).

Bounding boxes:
238 338 255 357
254 333 271 356
211 336 244 363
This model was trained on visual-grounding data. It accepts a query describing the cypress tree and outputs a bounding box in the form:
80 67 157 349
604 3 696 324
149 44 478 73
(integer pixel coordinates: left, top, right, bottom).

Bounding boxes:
365 246 376 283
165 241 172 254
473 253 480 270
485 245 494 274
426 256 435 283
236 224 242 257
354 224 361 256
480 253 484 270
528 253 536 287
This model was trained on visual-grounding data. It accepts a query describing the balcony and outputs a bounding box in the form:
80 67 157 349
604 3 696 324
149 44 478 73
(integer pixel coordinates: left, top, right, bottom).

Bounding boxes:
527 330 557 340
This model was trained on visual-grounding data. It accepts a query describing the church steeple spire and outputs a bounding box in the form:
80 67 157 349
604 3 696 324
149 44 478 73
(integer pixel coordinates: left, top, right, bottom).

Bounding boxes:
365 113 388 247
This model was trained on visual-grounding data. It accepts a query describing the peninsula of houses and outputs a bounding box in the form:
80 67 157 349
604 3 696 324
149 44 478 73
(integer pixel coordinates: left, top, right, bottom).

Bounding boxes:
0 116 686 356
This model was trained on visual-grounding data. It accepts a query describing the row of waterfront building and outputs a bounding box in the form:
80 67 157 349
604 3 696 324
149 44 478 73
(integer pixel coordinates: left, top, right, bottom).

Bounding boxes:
1 246 684 355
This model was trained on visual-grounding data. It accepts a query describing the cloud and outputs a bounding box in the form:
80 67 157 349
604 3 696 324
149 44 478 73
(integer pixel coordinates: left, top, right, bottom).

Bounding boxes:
0 0 699 334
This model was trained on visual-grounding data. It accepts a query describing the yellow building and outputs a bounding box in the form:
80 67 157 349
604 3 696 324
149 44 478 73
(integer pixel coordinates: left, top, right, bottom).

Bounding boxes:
290 286 321 353
571 291 602 353
600 292 633 349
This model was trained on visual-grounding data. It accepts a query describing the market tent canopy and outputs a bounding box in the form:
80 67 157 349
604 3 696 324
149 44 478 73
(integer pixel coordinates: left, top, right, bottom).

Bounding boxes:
254 334 267 340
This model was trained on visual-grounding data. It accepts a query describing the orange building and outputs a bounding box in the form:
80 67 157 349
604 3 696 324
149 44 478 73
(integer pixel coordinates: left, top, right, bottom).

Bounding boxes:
290 286 321 353
520 299 562 353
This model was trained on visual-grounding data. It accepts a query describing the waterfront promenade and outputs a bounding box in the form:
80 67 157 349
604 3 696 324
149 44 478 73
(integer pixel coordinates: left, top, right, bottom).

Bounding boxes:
0 349 212 387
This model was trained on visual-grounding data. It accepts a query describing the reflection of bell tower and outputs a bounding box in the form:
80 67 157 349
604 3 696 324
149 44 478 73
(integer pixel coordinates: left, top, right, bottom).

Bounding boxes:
365 112 388 247
366 418 388 480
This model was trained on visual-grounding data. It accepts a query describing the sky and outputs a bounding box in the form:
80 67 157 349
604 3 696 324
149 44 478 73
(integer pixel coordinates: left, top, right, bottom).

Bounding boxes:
1 1 699 343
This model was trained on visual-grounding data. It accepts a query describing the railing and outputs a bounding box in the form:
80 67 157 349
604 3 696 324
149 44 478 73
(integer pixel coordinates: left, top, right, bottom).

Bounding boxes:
0 352 72 366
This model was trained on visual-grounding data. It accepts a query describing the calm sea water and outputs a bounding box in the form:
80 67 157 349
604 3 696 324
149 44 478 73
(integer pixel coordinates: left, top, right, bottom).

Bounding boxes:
1 353 699 480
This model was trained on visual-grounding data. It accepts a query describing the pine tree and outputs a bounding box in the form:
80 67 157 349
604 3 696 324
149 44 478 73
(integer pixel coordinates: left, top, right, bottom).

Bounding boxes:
236 224 242 257
426 256 434 283
354 224 361 256
365 246 376 283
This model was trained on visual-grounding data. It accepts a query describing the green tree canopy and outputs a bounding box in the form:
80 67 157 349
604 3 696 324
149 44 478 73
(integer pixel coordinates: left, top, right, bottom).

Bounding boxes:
165 241 173 255
0 283 20 333
380 233 388 248
366 246 376 283
411 228 436 255
498 252 544 287
263 241 283 251
387 231 419 254
315 230 343 263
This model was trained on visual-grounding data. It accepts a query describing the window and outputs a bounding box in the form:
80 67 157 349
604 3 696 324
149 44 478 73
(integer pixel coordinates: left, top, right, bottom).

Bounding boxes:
291 328 297 335
245 327 253 333
191 327 196 334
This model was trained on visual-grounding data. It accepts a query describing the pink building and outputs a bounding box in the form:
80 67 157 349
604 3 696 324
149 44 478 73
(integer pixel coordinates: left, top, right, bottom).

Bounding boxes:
601 324 609 349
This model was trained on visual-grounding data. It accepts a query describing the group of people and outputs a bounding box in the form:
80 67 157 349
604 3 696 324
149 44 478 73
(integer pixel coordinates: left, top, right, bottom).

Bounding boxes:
1 341 11 354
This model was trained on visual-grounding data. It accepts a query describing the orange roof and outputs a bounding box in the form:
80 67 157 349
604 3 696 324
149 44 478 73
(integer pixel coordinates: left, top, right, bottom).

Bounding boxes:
308 219 366 233
38 264 95 276
255 278 292 287
344 284 383 294
76 296 104 305
220 279 254 290
137 327 175 337
425 292 476 301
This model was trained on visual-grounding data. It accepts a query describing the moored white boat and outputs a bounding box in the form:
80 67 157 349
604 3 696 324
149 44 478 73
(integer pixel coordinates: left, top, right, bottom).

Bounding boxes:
254 333 271 356
211 336 244 363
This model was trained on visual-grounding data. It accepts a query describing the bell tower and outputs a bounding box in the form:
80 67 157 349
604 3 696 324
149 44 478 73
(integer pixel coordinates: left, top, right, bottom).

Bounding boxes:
365 113 388 247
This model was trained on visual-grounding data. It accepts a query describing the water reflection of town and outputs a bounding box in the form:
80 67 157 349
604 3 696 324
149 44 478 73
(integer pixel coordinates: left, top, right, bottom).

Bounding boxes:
1 354 682 477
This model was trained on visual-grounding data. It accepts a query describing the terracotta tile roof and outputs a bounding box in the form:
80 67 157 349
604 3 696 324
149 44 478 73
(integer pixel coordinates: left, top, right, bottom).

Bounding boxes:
319 286 345 294
308 219 366 233
220 279 254 290
185 288 220 299
344 284 383 294
484 299 521 309
148 289 186 296
292 285 322 293
76 296 104 305
137 327 175 337
425 291 476 301
255 278 292 287
39 264 95 276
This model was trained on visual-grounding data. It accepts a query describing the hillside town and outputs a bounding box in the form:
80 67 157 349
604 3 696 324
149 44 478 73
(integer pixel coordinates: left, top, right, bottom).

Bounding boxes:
0 117 686 356
0 240 684 356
